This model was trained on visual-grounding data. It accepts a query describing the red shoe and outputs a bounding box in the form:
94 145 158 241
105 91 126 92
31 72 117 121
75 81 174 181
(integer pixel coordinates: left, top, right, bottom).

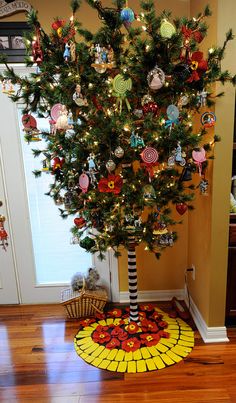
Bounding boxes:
171 297 190 320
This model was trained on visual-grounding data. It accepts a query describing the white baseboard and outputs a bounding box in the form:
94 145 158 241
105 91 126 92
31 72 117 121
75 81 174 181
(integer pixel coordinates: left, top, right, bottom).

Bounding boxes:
184 292 229 343
119 289 185 303
119 288 229 343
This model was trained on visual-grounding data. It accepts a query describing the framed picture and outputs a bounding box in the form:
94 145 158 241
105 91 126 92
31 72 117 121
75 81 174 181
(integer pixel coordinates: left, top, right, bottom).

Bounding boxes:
0 22 30 62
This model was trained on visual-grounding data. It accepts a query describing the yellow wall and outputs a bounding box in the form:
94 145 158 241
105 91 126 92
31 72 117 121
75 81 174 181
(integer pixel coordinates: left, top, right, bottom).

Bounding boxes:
188 0 236 326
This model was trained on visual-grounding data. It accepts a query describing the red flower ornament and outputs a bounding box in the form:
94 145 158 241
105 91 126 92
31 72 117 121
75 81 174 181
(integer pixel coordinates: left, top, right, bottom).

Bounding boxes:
51 19 66 31
79 318 96 327
141 319 158 333
158 321 168 329
187 51 208 82
121 337 141 352
158 330 170 339
98 174 123 195
139 304 154 312
126 322 140 334
111 326 128 341
95 324 108 332
95 312 106 320
150 311 163 322
117 329 129 341
106 338 121 350
107 308 122 318
139 311 147 321
92 329 111 344
140 333 161 347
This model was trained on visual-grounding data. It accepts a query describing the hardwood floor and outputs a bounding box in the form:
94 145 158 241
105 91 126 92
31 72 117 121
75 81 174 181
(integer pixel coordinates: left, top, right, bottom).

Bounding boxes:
0 303 236 403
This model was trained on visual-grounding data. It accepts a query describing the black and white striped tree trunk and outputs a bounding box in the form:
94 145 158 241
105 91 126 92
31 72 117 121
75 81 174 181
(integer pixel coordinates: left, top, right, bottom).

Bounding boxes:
128 236 139 322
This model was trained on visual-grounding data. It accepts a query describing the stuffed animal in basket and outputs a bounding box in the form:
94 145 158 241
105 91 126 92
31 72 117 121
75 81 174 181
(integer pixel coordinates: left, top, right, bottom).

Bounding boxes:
71 268 100 292
85 268 100 291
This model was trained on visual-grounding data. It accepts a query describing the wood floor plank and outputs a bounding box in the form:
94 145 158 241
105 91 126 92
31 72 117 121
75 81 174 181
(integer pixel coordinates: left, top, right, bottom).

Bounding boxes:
0 303 236 402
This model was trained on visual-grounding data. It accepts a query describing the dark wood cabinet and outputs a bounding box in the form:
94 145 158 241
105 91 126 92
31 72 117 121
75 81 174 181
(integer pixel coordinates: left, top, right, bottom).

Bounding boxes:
225 221 236 325
225 146 236 325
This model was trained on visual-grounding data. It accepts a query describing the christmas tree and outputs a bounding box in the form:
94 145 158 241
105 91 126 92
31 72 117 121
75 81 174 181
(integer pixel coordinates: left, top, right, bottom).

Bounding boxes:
0 0 235 322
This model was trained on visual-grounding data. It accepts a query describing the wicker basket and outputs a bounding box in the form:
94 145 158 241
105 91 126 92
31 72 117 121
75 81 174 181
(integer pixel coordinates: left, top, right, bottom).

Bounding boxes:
61 286 108 319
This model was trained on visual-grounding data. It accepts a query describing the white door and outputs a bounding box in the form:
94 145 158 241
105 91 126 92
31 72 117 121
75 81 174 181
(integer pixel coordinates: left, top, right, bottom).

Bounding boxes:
0 65 119 304
0 142 19 304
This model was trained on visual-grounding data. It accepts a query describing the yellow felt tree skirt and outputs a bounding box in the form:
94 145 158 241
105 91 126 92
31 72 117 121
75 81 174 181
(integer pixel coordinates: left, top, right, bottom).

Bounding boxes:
74 305 194 373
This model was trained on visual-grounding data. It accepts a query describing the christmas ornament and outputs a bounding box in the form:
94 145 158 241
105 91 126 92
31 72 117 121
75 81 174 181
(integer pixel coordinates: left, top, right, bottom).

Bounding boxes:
79 173 90 193
55 105 70 130
120 2 135 28
91 44 115 73
166 104 179 121
51 103 63 121
176 203 188 215
197 90 208 107
160 20 176 39
52 157 64 179
114 146 124 158
63 191 74 210
141 94 153 105
79 236 96 251
52 19 66 33
158 232 174 247
73 84 88 106
175 142 186 166
70 42 76 61
22 114 41 141
98 174 123 194
187 51 208 83
63 42 71 62
32 27 43 65
140 147 159 164
142 101 159 117
130 132 145 148
22 114 37 131
181 25 203 44
42 158 50 172
201 111 216 128
1 79 15 95
74 217 86 228
153 221 168 235
0 214 8 250
112 74 132 113
143 184 156 204
87 153 96 170
192 148 206 176
180 164 192 181
167 154 175 168
147 66 165 91
178 94 189 108
106 159 116 172
199 179 209 195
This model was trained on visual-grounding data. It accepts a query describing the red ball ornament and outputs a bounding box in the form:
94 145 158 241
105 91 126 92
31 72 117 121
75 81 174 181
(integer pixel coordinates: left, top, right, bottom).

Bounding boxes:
142 101 159 117
74 217 86 228
176 203 188 215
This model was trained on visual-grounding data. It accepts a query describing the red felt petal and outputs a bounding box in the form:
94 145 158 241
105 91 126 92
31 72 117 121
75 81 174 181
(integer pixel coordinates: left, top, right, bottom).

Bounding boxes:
98 178 109 193
192 51 203 62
